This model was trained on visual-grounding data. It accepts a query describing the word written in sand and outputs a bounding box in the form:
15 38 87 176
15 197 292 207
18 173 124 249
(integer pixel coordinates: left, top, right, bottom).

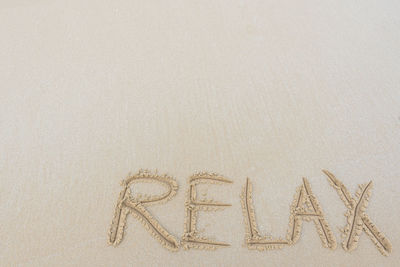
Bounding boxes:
108 169 392 256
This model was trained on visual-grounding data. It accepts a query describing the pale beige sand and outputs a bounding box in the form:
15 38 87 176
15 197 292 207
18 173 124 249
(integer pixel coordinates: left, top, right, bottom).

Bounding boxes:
1 0 400 266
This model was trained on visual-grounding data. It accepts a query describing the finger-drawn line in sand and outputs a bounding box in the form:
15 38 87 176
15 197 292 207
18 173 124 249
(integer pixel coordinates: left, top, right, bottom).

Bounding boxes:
107 169 392 256
241 177 336 250
182 172 233 250
108 169 179 251
323 170 392 256
240 178 288 250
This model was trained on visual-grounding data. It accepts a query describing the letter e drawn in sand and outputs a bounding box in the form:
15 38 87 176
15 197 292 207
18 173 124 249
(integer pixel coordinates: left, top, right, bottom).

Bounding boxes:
182 172 233 250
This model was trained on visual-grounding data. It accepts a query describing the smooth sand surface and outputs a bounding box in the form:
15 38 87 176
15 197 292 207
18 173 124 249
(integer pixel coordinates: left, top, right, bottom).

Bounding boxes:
1 1 399 266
